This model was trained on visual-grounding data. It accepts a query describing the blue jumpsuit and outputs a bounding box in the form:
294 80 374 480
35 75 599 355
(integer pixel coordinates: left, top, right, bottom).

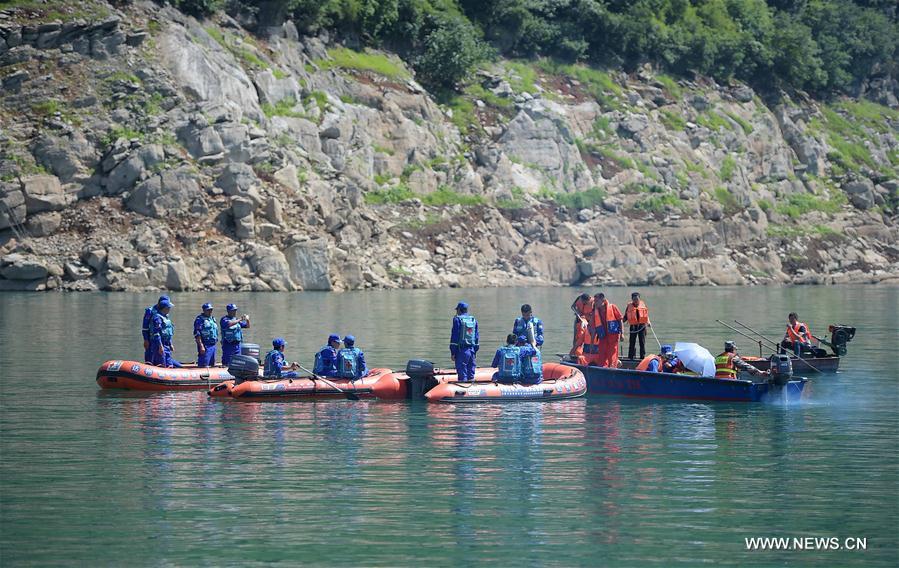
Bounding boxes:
142 305 158 363
450 315 479 382
314 345 339 377
264 349 298 379
150 313 182 368
193 314 218 367
513 316 545 347
220 316 248 366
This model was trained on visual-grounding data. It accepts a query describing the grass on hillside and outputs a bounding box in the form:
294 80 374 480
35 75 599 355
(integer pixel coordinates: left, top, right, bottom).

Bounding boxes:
536 60 622 108
774 192 845 219
316 47 409 81
364 185 484 206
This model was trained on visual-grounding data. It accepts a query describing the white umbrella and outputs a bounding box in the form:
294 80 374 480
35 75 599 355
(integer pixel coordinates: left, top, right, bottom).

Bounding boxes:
673 342 716 377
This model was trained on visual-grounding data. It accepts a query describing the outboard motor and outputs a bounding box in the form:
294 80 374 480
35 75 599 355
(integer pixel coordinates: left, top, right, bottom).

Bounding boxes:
828 325 855 357
405 359 438 400
228 354 260 385
768 353 793 386
240 343 261 363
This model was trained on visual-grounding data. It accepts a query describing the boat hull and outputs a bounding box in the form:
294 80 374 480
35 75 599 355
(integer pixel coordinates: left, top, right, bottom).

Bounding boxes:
567 363 807 403
97 360 236 391
424 363 587 403
217 368 395 401
618 355 839 374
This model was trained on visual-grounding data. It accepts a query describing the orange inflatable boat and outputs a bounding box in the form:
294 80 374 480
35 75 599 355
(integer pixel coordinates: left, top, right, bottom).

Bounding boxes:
210 368 396 401
369 362 587 402
96 360 239 391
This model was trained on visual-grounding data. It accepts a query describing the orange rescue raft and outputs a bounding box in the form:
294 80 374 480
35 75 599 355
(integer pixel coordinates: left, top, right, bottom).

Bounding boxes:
211 368 396 401
96 360 238 391
370 363 587 403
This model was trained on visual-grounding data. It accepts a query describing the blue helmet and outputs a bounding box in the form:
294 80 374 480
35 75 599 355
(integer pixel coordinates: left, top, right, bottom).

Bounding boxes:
328 334 340 344
226 303 238 312
661 344 673 354
455 301 469 311
159 298 173 308
273 337 286 348
517 335 528 345
202 302 213 311
343 335 355 346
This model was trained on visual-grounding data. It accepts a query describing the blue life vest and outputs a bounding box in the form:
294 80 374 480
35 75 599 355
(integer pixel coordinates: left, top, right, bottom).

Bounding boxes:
264 349 282 377
222 318 243 343
496 345 521 381
198 315 218 343
458 315 478 348
313 346 333 375
143 305 158 333
337 347 361 379
522 349 543 381
158 314 174 344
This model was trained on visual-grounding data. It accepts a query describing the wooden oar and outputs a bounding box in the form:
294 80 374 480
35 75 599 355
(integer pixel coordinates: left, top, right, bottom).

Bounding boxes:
296 363 361 401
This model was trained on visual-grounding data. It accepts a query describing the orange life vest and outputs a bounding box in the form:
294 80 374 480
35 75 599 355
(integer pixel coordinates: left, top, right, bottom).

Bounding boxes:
590 301 622 340
625 301 649 325
786 322 810 343
714 352 738 379
636 354 662 371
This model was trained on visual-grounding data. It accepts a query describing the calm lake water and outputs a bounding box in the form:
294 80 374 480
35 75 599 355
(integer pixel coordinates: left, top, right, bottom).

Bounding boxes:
1 286 897 566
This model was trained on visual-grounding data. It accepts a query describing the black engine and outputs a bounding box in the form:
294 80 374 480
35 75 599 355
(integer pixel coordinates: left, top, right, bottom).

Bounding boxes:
228 354 260 384
828 325 856 357
405 359 437 400
768 353 794 386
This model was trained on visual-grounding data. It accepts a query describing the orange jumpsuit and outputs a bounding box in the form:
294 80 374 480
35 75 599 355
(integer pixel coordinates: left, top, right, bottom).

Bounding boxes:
570 295 595 362
594 300 623 368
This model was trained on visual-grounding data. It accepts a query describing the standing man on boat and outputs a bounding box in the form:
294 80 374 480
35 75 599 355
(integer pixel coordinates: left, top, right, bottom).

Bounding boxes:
625 292 650 360
513 304 544 349
150 298 181 368
193 302 218 367
715 341 764 379
594 292 623 368
313 334 341 377
336 335 367 380
142 295 169 363
220 303 250 366
569 293 594 362
264 338 299 379
781 312 813 356
450 301 479 382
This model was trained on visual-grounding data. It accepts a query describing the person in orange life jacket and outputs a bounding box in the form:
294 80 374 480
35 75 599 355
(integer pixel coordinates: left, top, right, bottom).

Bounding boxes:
625 291 651 360
150 298 181 368
264 338 299 379
781 312 813 355
336 335 366 380
715 341 765 379
592 292 623 368
450 301 479 382
637 344 680 373
220 303 250 366
569 293 594 360
193 302 218 367
142 295 169 363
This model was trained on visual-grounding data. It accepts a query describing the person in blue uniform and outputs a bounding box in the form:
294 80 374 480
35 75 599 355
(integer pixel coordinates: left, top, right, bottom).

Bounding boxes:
149 298 181 368
336 335 367 380
264 338 299 379
512 303 544 349
450 301 479 382
313 334 341 377
193 302 218 367
142 295 169 363
491 334 542 384
516 334 543 385
220 303 250 366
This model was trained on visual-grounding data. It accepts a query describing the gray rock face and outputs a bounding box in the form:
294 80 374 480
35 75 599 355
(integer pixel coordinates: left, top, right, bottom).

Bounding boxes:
523 242 579 284
216 163 259 195
844 178 876 210
0 183 27 230
33 133 98 183
105 144 164 194
1 255 48 280
166 259 192 291
22 175 69 214
178 123 225 160
25 212 62 236
125 168 206 218
249 246 295 291
252 68 301 105
285 239 332 290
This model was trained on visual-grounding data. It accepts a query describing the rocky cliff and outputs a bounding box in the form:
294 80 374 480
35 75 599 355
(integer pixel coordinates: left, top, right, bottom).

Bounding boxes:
1 1 898 292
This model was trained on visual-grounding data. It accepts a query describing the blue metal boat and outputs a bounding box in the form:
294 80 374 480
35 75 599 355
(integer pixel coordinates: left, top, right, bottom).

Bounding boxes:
564 363 808 403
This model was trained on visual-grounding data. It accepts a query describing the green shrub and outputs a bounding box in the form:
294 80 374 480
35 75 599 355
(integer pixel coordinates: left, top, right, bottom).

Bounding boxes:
634 193 681 213
724 111 753 135
318 47 409 80
696 111 732 132
421 186 485 206
720 156 737 182
261 98 304 119
414 16 490 88
775 193 845 219
659 109 686 131
714 187 740 213
176 0 222 18
540 187 607 210
364 184 415 205
655 74 682 99
505 61 539 94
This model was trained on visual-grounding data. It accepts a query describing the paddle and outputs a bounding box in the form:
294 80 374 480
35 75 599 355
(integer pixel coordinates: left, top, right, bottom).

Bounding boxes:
295 363 361 401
